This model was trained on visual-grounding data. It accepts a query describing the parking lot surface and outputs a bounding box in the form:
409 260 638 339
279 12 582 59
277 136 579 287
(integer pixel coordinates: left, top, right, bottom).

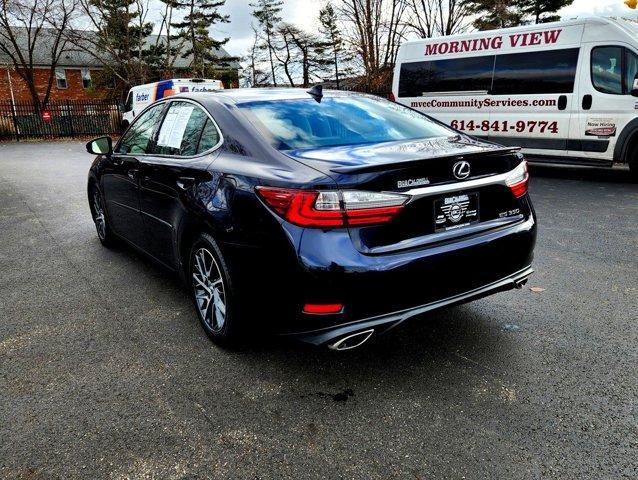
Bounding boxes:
0 141 637 479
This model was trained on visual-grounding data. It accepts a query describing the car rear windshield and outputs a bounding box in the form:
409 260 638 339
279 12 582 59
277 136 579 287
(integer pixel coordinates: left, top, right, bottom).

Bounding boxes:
237 96 453 150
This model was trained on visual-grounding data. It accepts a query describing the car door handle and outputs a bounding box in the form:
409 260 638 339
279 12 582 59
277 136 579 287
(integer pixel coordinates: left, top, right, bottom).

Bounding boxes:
113 157 138 166
176 176 196 190
127 169 138 180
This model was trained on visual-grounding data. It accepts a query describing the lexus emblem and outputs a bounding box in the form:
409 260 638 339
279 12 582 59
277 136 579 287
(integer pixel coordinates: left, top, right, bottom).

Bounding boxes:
452 160 471 180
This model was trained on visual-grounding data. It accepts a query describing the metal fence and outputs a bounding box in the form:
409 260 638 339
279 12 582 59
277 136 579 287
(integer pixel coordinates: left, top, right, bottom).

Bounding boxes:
0 100 121 141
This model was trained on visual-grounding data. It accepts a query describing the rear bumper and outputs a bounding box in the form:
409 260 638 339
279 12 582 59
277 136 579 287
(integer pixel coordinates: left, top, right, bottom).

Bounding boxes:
284 265 534 346
225 202 536 341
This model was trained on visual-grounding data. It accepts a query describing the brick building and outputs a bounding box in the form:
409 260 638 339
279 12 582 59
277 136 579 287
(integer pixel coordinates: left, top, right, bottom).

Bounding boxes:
0 28 240 104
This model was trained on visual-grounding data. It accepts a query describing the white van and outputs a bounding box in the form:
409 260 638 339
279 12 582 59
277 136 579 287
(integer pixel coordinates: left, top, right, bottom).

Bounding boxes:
392 17 638 178
121 78 223 129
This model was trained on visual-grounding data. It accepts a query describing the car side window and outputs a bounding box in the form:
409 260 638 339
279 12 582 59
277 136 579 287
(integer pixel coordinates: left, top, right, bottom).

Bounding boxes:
591 46 623 94
155 101 211 157
197 119 221 153
117 103 165 154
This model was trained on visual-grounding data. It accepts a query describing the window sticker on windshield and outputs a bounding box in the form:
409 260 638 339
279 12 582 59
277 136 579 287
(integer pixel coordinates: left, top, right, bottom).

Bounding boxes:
157 105 195 148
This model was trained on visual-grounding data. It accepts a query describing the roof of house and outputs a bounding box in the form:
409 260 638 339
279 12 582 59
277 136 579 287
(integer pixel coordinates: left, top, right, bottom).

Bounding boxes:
0 28 239 70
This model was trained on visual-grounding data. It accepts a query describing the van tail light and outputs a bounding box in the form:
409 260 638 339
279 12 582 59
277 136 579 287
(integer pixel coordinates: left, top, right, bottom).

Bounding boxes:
255 187 408 228
388 92 396 102
506 161 529 198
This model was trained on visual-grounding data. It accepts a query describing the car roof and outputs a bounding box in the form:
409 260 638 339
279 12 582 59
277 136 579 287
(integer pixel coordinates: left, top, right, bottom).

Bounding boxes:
170 87 359 106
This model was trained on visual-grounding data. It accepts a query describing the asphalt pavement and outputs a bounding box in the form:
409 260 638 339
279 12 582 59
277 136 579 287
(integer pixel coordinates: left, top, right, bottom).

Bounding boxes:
0 141 636 479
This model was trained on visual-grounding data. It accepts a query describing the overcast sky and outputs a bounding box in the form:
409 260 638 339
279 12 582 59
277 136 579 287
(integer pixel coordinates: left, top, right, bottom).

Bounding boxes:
213 0 635 58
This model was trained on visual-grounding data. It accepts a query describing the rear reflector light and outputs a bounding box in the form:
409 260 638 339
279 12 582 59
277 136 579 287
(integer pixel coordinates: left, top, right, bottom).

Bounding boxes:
256 187 408 228
506 161 529 198
388 92 396 102
303 303 344 314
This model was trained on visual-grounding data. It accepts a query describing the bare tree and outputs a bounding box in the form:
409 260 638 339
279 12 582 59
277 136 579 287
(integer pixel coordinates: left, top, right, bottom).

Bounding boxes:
0 0 78 111
250 0 282 86
242 23 268 87
335 0 408 87
273 23 295 86
275 24 329 87
406 0 469 37
156 0 187 76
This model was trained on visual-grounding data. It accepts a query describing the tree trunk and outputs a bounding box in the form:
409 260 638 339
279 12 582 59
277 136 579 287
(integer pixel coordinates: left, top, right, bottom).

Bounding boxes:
334 50 339 89
266 28 277 87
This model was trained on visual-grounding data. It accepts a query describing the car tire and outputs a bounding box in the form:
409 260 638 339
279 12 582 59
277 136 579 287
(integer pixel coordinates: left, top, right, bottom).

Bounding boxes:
189 232 241 346
90 185 117 247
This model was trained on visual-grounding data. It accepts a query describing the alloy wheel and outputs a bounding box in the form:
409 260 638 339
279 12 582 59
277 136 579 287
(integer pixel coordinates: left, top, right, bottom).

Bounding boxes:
192 247 226 332
93 190 106 240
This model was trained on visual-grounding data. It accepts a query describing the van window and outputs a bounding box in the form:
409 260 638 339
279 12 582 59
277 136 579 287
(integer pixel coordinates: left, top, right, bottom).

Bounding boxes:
591 46 623 94
124 92 133 112
625 49 638 93
492 48 579 95
398 56 494 97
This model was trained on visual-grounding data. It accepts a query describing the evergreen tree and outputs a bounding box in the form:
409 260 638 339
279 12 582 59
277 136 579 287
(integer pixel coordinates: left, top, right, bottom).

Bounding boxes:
466 0 524 30
171 0 230 78
518 0 573 24
250 0 283 86
319 2 348 88
89 0 155 86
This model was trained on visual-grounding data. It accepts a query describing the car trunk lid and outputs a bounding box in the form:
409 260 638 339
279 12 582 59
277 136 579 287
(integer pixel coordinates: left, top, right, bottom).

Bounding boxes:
283 135 527 253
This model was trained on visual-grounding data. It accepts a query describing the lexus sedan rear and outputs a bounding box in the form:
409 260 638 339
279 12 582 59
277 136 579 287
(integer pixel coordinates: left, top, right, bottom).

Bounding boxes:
86 88 536 349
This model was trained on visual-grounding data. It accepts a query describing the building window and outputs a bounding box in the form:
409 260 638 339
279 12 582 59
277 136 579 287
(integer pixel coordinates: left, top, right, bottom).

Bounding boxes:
81 68 92 89
55 68 67 89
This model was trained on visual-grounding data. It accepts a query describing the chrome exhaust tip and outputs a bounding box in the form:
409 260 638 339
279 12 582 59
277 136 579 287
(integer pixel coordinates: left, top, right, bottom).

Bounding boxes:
328 329 375 351
514 277 529 289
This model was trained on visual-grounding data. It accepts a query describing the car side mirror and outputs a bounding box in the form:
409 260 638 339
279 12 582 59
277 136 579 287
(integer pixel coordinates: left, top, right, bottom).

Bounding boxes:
86 136 112 155
631 75 638 97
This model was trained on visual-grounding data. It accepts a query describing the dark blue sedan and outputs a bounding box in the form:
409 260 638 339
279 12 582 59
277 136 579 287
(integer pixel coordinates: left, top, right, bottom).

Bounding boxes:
86 88 536 350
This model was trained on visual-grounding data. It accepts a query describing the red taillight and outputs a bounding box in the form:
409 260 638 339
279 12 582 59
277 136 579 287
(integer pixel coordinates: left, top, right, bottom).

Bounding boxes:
509 176 529 198
388 92 396 102
255 187 407 228
506 161 529 198
303 303 344 314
